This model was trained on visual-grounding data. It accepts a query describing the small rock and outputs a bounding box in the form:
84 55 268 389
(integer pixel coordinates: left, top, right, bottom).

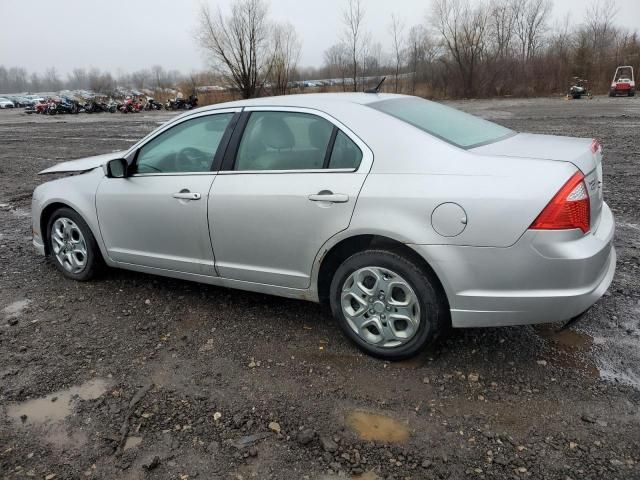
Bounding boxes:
468 373 479 382
536 360 547 366
142 455 160 471
320 436 338 453
45 475 56 480
516 467 527 473
268 421 281 434
297 428 315 445
421 460 432 468
144 299 151 305
248 447 258 457
7 318 18 326
581 414 596 423
248 360 257 368
422 377 429 384
213 412 222 422
569 442 578 449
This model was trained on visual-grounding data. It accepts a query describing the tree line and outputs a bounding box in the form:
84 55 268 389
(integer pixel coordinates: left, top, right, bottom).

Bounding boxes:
1 0 638 99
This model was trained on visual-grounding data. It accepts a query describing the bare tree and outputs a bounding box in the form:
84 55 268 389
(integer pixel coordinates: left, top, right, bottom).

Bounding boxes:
513 0 552 62
389 14 406 93
324 43 350 90
196 0 271 99
44 67 62 91
342 0 366 91
431 0 489 97
269 21 302 95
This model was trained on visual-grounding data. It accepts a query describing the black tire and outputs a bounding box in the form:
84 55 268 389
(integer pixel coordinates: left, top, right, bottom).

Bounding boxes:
46 207 101 281
630 89 635 97
329 249 448 360
609 91 615 97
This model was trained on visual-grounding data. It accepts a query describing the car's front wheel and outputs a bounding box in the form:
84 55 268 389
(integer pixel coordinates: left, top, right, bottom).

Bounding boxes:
47 207 101 281
329 250 447 360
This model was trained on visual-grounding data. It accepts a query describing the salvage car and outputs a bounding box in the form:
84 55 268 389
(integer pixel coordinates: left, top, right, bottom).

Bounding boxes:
31 93 616 359
0 97 15 108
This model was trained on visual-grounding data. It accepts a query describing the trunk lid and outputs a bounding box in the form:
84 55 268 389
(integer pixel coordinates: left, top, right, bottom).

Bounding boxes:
472 133 604 230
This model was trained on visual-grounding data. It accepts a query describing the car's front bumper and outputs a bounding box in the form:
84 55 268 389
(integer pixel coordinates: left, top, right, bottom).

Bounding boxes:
410 202 616 328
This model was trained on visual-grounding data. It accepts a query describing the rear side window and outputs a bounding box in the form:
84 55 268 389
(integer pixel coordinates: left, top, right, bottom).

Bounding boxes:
369 97 514 149
329 131 362 169
235 112 333 171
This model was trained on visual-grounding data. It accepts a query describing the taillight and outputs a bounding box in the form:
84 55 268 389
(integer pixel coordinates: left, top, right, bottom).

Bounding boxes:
530 172 590 234
590 139 600 154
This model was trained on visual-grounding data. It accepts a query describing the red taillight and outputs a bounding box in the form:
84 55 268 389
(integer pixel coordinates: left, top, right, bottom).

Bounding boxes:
590 139 600 154
530 172 590 234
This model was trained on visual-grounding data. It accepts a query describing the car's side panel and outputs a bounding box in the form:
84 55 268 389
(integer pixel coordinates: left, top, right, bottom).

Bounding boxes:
209 171 369 288
96 174 218 275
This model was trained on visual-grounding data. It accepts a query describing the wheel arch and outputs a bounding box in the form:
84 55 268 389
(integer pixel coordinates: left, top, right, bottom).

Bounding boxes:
316 234 451 314
40 201 105 262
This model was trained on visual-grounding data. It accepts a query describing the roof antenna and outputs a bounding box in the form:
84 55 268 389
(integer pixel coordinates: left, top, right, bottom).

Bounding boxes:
365 76 386 94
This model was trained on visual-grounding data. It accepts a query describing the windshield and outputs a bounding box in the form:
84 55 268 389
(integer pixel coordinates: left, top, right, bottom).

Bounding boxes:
369 97 514 149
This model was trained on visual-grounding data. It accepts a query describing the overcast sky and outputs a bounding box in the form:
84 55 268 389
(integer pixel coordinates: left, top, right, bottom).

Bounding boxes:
1 0 638 76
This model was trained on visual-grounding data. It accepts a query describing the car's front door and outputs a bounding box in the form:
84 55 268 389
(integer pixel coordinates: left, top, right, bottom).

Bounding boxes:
96 109 238 275
208 107 373 289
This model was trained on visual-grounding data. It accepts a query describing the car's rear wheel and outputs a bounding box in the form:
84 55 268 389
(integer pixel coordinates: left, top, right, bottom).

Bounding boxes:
329 250 447 360
47 207 100 281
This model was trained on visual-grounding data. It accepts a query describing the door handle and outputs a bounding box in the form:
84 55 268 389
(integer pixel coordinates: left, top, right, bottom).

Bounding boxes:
308 192 349 203
172 191 201 200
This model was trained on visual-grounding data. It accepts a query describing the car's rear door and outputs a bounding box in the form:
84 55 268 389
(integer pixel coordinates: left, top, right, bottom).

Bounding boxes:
208 107 373 289
96 109 239 275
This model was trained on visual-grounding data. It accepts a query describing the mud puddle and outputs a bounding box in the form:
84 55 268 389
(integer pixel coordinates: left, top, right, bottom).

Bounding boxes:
7 378 109 425
535 326 599 378
346 411 409 443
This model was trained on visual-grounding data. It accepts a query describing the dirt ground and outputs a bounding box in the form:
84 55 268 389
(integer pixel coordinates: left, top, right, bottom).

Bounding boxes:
0 96 639 480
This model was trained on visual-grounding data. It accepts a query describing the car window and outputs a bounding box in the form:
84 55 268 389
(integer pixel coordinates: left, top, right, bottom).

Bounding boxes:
328 131 362 169
369 97 514 149
135 113 233 174
235 112 333 171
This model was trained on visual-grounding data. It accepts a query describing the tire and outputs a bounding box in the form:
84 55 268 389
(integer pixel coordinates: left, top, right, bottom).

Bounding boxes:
329 249 448 360
630 89 635 97
46 207 101 281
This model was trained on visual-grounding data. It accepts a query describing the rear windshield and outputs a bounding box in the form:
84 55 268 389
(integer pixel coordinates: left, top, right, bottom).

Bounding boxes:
369 97 514 149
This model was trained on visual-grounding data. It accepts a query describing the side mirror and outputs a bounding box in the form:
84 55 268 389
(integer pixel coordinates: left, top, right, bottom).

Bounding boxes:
104 158 128 178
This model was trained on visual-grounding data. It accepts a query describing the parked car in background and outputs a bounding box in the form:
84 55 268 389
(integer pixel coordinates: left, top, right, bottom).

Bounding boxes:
0 97 15 108
31 93 616 359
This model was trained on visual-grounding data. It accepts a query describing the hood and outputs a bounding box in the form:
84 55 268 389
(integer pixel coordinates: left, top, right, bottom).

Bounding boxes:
38 150 127 175
471 133 596 174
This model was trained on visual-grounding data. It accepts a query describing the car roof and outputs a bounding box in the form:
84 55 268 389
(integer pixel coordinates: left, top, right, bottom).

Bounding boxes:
196 92 408 113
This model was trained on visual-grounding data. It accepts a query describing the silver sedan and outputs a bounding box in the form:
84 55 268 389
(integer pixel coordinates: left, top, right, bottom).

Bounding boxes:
32 93 616 359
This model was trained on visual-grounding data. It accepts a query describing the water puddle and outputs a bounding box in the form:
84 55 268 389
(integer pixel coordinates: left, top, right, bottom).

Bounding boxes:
7 378 109 425
535 326 592 352
346 411 409 443
3 299 31 319
535 326 599 377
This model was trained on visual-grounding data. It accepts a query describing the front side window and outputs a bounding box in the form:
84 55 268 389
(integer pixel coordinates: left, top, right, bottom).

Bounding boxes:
135 113 233 174
369 97 514 149
235 112 333 171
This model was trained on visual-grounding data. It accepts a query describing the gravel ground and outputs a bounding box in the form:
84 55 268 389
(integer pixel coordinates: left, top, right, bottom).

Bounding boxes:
0 97 639 480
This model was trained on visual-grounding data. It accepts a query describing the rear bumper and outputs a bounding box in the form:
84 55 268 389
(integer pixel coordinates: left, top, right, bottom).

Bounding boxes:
410 203 616 328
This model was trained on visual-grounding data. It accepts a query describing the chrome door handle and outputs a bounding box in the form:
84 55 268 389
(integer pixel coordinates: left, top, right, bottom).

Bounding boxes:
308 193 349 203
172 192 201 200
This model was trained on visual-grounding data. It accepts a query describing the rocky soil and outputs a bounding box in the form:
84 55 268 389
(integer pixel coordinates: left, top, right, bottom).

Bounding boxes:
0 97 639 479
